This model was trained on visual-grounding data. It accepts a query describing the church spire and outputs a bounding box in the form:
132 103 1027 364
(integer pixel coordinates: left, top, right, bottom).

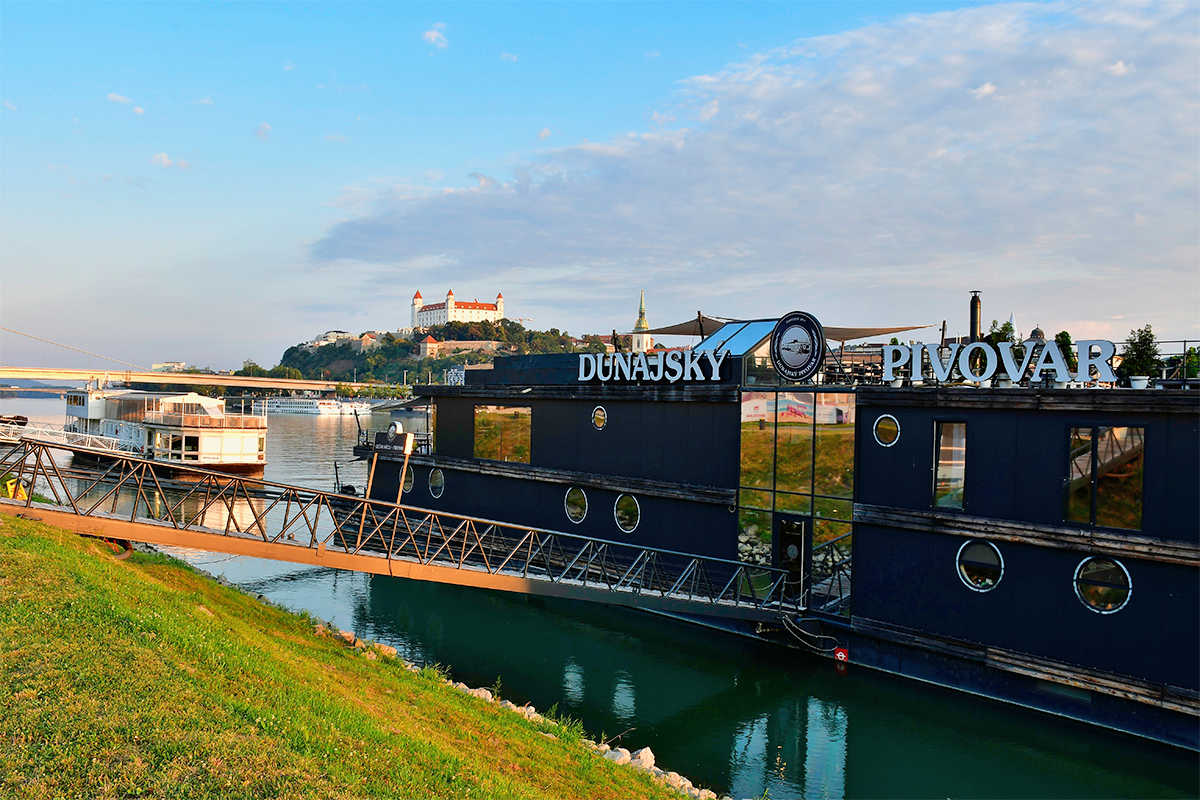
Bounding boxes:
633 290 649 332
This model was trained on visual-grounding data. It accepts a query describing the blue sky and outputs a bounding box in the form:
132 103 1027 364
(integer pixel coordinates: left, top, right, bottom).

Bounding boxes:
2 1 1196 370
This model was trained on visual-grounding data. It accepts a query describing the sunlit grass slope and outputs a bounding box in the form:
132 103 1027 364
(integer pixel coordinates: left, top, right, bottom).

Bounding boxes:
0 515 677 799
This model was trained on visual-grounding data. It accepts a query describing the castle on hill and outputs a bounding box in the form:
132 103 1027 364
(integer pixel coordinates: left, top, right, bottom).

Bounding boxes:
412 289 504 329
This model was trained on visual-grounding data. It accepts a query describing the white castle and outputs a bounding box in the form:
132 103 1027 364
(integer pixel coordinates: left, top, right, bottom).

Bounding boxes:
412 289 504 329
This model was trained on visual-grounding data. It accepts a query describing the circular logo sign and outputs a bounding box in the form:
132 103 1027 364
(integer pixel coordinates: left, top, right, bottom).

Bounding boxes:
770 311 825 382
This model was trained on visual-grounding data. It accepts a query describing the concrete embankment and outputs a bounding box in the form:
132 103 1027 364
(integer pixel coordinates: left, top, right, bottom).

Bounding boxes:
0 514 732 799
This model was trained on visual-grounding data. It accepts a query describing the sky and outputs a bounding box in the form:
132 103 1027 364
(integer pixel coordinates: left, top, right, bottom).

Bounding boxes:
1 1 1197 371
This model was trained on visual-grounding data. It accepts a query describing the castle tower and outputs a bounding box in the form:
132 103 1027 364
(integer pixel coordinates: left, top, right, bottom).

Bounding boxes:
446 289 455 320
411 290 424 329
632 290 652 353
496 292 504 319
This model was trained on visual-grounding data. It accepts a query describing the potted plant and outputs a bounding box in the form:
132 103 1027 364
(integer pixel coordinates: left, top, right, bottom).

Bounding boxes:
1118 325 1161 389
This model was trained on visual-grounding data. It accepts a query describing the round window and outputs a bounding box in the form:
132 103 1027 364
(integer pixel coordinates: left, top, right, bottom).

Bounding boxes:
402 465 414 494
428 468 445 498
957 540 1003 591
1074 557 1131 614
873 414 900 447
592 406 607 430
564 486 588 524
614 494 640 533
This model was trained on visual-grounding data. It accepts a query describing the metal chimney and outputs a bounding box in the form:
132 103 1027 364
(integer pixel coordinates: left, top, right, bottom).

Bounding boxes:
969 291 982 343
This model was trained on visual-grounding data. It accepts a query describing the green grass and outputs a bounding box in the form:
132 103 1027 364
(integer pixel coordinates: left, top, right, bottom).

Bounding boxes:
0 516 678 799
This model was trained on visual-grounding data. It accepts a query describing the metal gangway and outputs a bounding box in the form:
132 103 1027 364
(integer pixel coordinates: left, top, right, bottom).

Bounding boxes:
0 420 140 453
0 439 803 623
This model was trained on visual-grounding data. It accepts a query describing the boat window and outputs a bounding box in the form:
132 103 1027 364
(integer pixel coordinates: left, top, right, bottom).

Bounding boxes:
1074 557 1131 614
402 465 414 494
693 322 743 352
873 414 900 447
814 393 855 498
774 392 814 495
1065 426 1143 531
614 494 640 533
473 405 531 464
933 421 966 509
429 468 445 498
564 487 587 524
592 406 607 430
740 392 774 490
957 540 1003 592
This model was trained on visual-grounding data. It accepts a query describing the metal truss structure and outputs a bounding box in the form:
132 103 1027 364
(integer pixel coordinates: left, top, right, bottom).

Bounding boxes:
0 439 803 622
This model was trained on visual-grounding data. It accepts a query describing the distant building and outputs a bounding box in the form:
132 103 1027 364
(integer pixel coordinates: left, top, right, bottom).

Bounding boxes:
632 291 654 354
151 362 187 373
302 330 355 352
412 290 504 328
416 338 505 360
349 333 381 353
418 335 440 359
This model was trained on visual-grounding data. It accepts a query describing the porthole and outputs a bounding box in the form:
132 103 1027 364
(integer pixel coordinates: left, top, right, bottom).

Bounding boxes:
614 494 640 533
1074 557 1131 614
873 414 900 447
428 468 445 499
402 465 414 494
592 406 608 430
564 486 588 524
957 540 1003 592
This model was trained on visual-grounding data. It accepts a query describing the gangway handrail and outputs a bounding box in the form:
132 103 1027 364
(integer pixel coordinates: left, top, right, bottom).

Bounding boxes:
0 439 803 622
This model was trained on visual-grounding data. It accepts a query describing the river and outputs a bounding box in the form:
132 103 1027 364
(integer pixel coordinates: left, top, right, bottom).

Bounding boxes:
3 396 1196 799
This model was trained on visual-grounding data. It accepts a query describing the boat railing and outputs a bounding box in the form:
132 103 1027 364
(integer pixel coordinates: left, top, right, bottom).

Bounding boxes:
809 531 852 615
144 412 268 429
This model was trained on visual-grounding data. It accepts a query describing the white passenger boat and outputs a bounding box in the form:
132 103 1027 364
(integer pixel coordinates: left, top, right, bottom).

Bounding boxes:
252 397 378 416
65 389 267 476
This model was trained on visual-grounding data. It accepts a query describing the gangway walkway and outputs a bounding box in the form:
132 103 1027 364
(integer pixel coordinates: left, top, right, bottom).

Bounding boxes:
0 439 802 623
0 420 139 453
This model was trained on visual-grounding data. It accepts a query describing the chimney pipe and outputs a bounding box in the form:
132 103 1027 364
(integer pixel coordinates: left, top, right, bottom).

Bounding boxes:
969 291 981 343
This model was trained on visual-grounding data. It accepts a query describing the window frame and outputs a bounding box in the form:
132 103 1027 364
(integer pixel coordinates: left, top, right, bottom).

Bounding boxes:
564 486 588 524
956 539 1003 593
1063 424 1145 532
931 419 967 511
1073 556 1132 614
613 493 640 533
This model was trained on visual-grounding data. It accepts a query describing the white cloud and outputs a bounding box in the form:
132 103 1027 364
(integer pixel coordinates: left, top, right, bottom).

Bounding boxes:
501 52 518 62
133 106 145 115
177 160 190 170
151 153 174 168
468 172 497 189
256 123 272 141
284 61 297 71
1108 60 1133 76
107 93 131 104
194 97 214 105
324 134 347 143
312 2 1200 339
423 23 448 50
538 127 553 140
647 50 661 59
4 100 16 112
970 82 997 98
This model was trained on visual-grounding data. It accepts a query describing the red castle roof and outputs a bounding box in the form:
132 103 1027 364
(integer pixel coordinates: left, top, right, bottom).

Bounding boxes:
413 290 422 300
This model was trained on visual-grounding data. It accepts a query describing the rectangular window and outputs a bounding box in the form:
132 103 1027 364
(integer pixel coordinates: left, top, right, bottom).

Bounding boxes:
813 393 855 499
739 392 775 489
473 405 531 463
933 421 966 509
1065 426 1143 530
774 392 813 495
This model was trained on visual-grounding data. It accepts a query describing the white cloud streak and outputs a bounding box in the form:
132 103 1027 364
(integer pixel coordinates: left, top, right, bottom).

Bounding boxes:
107 93 131 104
501 53 518 62
312 2 1200 338
256 123 272 141
423 23 448 50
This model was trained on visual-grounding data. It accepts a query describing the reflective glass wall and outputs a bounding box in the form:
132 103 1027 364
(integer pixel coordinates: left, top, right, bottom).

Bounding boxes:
738 390 855 561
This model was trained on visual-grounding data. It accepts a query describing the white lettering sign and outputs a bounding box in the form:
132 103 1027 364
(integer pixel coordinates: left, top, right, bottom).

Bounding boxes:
577 351 730 383
881 340 1118 384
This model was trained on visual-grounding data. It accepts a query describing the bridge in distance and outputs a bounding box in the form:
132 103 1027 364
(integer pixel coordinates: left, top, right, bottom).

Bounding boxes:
0 367 379 393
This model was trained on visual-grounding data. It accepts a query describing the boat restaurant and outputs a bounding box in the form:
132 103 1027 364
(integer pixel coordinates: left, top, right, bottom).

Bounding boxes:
360 309 1199 750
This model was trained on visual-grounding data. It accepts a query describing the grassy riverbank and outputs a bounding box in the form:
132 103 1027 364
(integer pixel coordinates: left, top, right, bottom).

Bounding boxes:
0 516 679 799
